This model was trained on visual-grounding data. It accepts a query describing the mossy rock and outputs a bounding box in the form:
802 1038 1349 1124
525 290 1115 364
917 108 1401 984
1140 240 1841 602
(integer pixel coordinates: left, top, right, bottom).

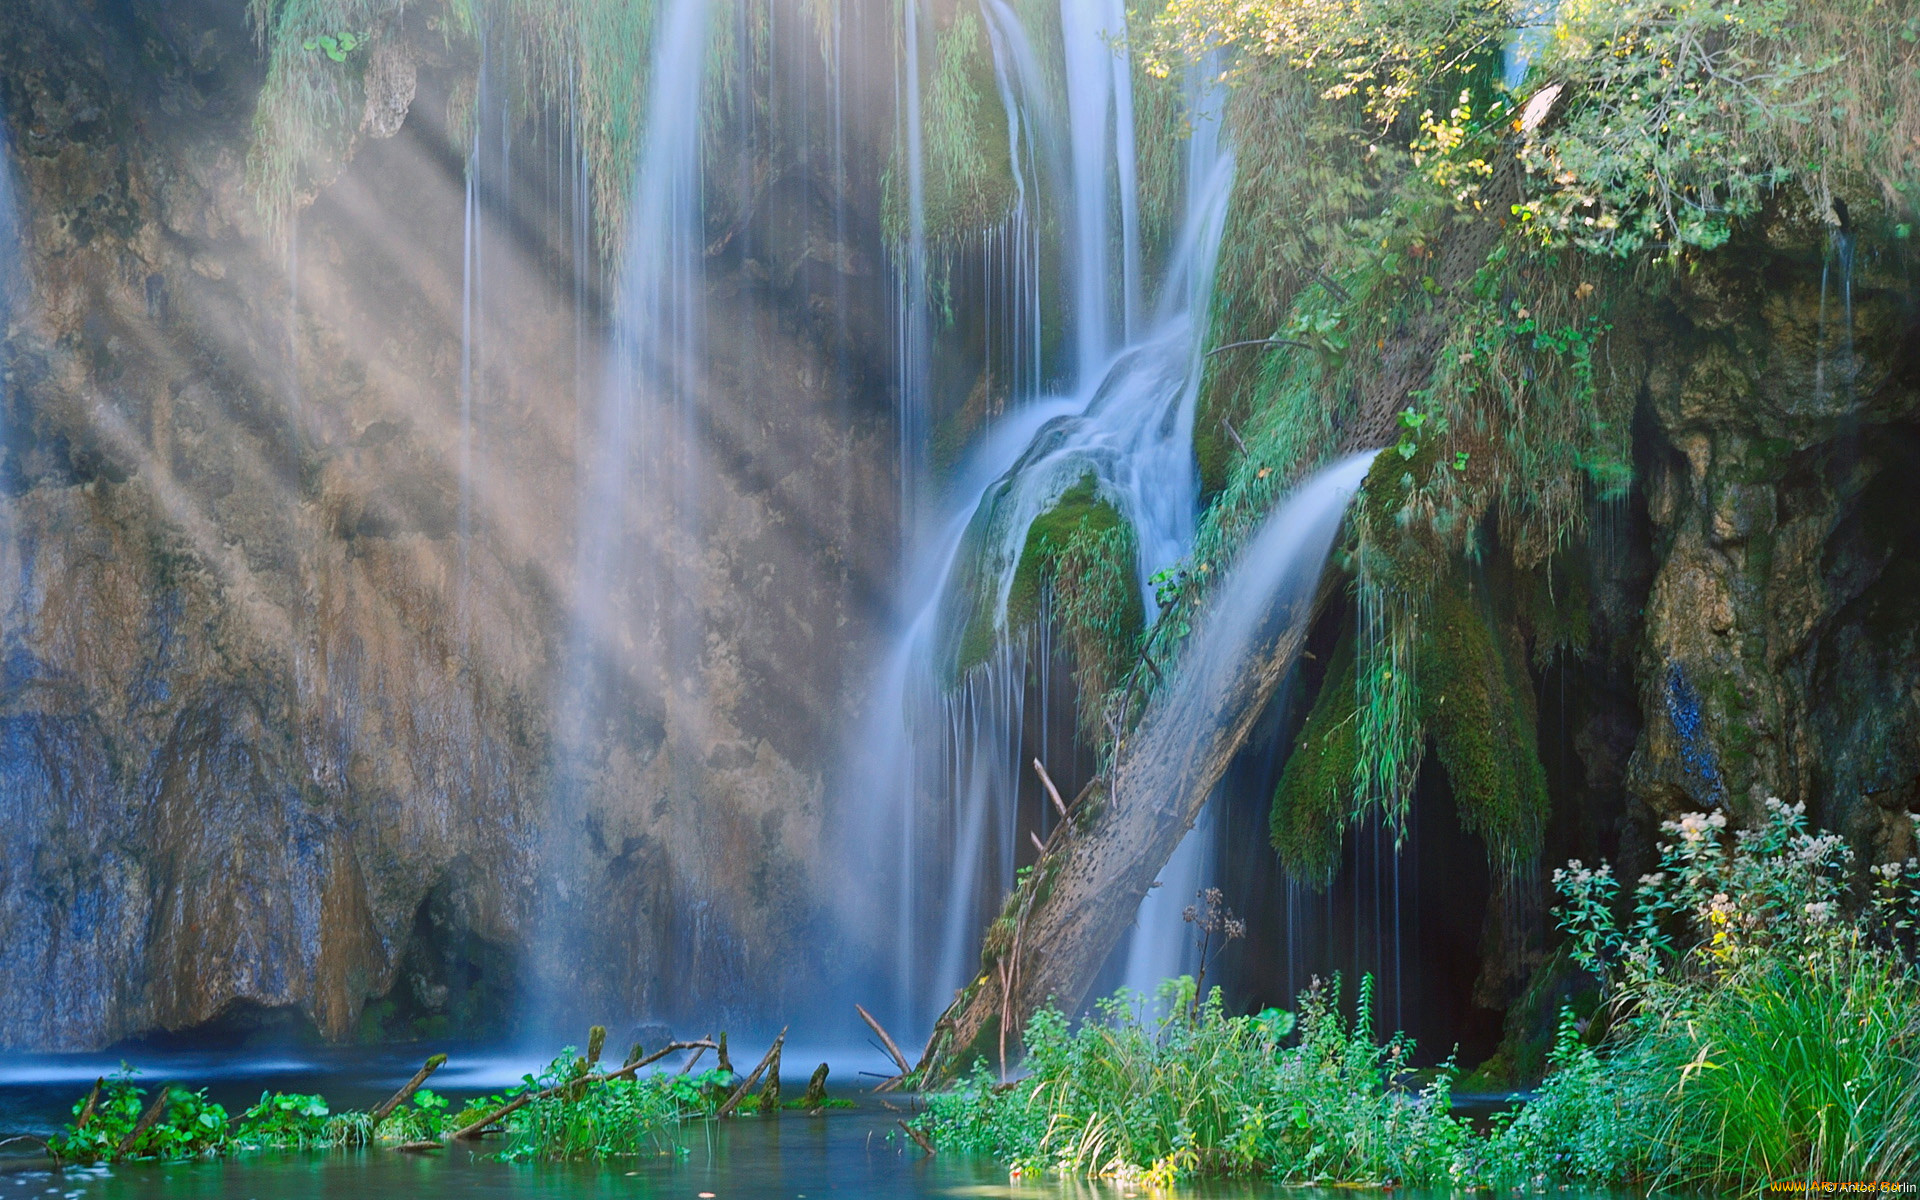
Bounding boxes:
1270 634 1360 885
949 473 1142 678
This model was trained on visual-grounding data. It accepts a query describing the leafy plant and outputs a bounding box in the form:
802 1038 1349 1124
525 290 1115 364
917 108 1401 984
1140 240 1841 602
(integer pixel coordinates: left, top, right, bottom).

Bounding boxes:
300 30 367 61
50 1070 231 1163
233 1091 331 1148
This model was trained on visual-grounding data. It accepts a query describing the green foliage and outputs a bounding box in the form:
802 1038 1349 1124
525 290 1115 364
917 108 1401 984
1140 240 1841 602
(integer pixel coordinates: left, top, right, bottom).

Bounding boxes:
373 1087 449 1141
49 1070 231 1163
233 1092 332 1148
1466 1008 1648 1187
460 1046 728 1162
896 9 1015 245
918 975 1470 1186
1550 800 1920 1190
1520 0 1920 259
302 31 369 61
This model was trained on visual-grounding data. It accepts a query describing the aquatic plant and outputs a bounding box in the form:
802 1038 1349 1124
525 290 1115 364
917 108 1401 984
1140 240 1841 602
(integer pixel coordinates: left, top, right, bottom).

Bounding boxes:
48 1070 232 1163
232 1091 334 1148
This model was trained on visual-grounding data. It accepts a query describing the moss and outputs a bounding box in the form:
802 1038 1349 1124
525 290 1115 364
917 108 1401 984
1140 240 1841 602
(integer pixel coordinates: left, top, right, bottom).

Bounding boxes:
952 473 1140 679
1414 578 1547 872
885 5 1015 247
1270 634 1360 886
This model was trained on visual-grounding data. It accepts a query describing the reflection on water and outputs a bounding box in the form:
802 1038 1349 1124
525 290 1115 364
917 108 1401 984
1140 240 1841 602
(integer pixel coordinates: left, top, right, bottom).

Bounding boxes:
0 1055 1634 1199
0 1109 1637 1200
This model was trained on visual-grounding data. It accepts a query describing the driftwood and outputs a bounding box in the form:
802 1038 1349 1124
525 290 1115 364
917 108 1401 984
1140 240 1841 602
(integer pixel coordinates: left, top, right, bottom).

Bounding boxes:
369 1053 446 1128
801 1063 829 1111
112 1086 174 1162
75 1078 103 1130
448 1039 719 1140
1034 759 1068 818
717 1028 787 1117
860 998 910 1075
678 1035 712 1075
395 1140 444 1153
717 1032 733 1074
897 1119 935 1156
757 1040 782 1113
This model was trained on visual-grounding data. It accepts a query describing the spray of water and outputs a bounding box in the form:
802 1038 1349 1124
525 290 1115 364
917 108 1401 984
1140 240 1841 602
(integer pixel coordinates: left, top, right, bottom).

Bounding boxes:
536 0 715 1033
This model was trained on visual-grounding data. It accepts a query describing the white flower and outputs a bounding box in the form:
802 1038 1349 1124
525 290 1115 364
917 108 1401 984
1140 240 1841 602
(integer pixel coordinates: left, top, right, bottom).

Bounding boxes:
1803 901 1834 924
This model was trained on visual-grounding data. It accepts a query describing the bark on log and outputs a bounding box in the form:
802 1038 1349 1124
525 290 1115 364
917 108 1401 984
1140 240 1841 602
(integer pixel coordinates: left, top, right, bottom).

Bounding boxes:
802 1063 829 1110
369 1053 446 1128
855 1004 911 1078
112 1087 174 1162
75 1078 103 1130
717 1028 787 1117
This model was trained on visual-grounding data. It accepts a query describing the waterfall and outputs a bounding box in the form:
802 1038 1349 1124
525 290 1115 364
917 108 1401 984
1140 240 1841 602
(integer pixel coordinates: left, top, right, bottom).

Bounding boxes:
838 3 1237 1034
0 117 22 616
538 0 714 1032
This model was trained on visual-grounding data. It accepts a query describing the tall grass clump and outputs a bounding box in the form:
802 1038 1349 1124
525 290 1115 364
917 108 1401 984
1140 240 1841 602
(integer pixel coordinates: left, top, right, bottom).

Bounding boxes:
917 975 1468 1187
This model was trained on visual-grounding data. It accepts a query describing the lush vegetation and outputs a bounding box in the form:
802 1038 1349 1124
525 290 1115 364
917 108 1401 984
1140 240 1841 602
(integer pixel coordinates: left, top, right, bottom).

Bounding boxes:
919 800 1920 1189
44 1035 830 1165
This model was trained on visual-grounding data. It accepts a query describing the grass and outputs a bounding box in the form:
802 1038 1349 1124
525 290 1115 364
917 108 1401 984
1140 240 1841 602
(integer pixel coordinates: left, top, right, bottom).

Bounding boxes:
918 975 1468 1187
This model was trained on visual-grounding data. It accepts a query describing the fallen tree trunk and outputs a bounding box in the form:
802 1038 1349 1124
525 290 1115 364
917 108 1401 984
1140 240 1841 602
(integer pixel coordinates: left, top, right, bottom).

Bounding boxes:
916 567 1342 1082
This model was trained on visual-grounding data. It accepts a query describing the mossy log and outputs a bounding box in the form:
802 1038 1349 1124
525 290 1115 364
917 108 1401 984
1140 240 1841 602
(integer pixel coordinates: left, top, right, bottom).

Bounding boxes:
916 569 1340 1083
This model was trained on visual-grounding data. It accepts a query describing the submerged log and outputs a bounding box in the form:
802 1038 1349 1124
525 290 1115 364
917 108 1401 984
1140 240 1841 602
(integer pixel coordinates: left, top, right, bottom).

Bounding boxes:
369 1053 446 1128
802 1063 829 1110
898 1119 935 1156
718 1028 787 1117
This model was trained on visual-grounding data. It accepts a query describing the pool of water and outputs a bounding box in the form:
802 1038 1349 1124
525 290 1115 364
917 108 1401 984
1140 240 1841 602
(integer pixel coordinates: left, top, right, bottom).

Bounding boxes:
0 1050 1633 1199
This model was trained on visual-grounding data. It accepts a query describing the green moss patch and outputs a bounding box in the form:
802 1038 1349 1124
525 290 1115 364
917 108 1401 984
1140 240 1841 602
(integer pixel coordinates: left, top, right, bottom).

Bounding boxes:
1270 634 1360 885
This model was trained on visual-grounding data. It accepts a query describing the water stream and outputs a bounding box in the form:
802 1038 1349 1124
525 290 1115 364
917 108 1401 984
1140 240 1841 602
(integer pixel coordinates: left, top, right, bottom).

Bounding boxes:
538 0 716 1033
837 1 1241 1035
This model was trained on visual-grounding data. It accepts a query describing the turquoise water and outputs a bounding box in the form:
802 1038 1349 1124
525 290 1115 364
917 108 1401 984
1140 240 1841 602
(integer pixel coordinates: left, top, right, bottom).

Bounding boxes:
0 1051 1634 1198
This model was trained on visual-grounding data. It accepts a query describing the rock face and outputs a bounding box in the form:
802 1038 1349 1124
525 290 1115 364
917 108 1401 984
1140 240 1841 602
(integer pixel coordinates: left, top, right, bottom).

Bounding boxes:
1628 204 1920 864
0 0 896 1048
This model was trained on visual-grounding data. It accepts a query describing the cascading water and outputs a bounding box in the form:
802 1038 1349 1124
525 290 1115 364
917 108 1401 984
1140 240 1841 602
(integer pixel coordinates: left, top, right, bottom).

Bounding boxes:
0 117 21 603
537 0 715 1032
838 3 1238 1035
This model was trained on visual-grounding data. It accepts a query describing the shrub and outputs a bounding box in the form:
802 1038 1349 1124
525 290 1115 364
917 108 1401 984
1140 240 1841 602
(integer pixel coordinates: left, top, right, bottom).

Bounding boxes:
1553 799 1920 1190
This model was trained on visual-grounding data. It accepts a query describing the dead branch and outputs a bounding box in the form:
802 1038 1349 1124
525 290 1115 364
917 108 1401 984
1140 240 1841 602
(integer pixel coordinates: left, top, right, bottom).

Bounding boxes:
1033 759 1069 818
112 1087 174 1162
898 1119 935 1156
369 1053 446 1128
718 1028 788 1117
854 1005 911 1077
